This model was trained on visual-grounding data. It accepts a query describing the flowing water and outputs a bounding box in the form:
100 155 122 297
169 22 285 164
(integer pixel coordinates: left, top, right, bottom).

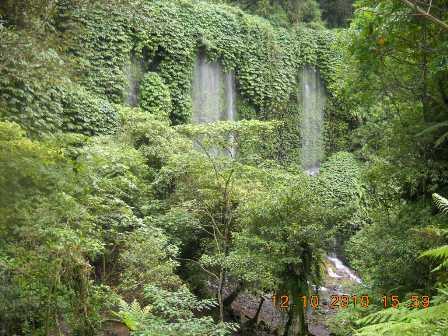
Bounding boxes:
124 56 145 107
298 68 363 335
306 256 362 336
327 255 362 284
299 65 326 175
192 54 236 123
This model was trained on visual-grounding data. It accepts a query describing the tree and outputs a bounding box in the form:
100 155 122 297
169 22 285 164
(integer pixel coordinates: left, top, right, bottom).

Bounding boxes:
346 0 448 139
318 0 353 27
231 171 327 335
399 0 448 31
155 120 279 322
0 121 105 334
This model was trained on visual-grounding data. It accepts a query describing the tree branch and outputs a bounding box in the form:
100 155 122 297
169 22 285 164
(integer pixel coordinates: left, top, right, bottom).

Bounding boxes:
399 0 448 31
176 257 220 281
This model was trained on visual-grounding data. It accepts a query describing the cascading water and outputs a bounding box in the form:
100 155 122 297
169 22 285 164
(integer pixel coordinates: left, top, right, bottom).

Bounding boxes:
192 54 236 124
327 255 362 284
124 56 144 107
299 65 326 176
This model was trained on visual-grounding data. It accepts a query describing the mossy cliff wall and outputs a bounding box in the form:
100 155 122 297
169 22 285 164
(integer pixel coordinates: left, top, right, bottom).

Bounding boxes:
0 0 352 162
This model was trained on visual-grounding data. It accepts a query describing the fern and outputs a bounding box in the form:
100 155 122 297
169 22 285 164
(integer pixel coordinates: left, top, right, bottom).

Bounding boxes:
355 305 410 328
418 193 448 271
352 194 448 335
355 302 448 335
113 299 152 331
112 286 236 336
421 245 448 271
433 193 448 215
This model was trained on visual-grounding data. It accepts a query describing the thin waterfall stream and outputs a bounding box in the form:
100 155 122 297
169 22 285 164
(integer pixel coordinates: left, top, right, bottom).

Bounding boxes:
300 65 326 176
192 54 236 124
124 56 145 107
326 255 362 284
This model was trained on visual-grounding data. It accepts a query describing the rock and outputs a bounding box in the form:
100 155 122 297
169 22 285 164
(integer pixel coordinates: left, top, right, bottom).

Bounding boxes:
100 321 130 336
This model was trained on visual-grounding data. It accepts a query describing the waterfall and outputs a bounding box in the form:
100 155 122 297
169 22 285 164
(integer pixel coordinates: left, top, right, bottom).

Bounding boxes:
300 65 326 176
327 255 362 284
192 54 236 124
124 56 144 107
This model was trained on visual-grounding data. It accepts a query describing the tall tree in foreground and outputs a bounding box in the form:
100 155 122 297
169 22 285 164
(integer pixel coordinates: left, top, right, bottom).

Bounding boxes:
231 171 327 335
155 120 279 322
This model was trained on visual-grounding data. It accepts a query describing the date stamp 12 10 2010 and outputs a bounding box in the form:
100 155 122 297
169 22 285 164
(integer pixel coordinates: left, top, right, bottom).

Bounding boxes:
272 294 430 310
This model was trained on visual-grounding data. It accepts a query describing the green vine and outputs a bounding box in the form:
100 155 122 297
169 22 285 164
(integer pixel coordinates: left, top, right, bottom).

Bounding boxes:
1 0 348 156
68 1 340 123
139 72 172 120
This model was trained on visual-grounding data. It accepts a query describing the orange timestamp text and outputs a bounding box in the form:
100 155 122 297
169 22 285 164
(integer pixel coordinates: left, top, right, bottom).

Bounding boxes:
272 294 430 310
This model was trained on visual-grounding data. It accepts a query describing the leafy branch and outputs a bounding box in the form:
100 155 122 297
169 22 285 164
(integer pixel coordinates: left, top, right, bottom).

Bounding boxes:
399 0 448 31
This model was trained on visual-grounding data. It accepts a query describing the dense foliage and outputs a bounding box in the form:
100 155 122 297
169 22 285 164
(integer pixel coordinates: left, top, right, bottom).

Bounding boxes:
213 0 354 28
327 1 448 334
1 0 448 335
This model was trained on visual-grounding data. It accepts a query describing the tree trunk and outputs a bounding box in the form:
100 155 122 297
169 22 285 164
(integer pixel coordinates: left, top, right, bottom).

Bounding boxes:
242 296 265 332
283 276 308 336
284 244 313 336
217 269 225 322
223 281 243 307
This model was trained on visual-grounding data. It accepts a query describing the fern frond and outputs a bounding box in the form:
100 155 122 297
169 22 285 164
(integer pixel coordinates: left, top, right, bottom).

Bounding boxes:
355 306 408 328
421 245 448 260
421 245 448 271
355 303 448 336
356 320 426 336
112 299 152 331
435 286 448 300
432 193 448 215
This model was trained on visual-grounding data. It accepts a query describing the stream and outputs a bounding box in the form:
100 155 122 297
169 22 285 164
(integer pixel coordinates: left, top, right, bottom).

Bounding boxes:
307 255 362 336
